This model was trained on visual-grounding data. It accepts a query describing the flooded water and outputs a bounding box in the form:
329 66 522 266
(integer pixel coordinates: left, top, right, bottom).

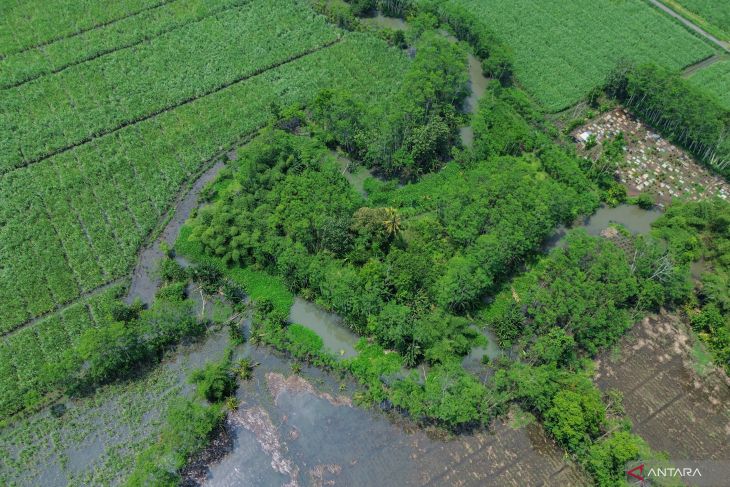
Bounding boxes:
462 326 504 373
289 298 359 359
1 330 232 487
460 52 488 147
201 346 590 487
463 54 488 115
126 160 227 305
545 204 662 250
363 13 408 31
333 151 373 197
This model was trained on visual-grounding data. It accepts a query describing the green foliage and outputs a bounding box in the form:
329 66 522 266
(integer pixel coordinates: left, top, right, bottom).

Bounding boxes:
652 199 730 372
585 431 643 486
544 389 604 452
54 299 204 396
156 282 187 302
309 31 467 177
190 358 236 403
486 231 687 355
125 398 224 487
158 257 188 284
417 0 513 82
391 360 487 426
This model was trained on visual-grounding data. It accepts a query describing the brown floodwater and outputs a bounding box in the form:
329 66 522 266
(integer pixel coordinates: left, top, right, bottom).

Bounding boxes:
544 204 663 251
200 343 590 487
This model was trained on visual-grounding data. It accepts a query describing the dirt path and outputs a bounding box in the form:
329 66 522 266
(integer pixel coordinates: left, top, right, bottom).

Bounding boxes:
682 53 730 77
649 0 729 52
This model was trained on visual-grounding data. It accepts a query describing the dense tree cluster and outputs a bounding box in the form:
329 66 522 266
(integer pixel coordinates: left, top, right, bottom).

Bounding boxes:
309 30 468 177
189 127 597 371
484 231 689 352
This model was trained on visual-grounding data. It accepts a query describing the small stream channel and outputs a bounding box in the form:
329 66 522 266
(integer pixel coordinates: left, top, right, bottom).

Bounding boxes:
365 13 489 147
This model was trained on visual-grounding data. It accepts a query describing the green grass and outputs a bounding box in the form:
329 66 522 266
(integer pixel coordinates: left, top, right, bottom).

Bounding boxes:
434 0 715 111
691 340 714 376
666 0 730 41
689 59 730 108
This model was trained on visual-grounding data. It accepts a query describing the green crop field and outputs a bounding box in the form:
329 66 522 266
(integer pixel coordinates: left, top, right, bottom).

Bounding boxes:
432 0 715 111
690 60 730 109
0 0 171 55
0 0 249 90
666 0 730 41
0 0 408 419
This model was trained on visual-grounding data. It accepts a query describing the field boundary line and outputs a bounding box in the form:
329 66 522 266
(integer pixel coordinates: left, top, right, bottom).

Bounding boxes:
639 390 686 425
1 277 127 339
1 36 343 178
1 1 251 91
3 0 178 59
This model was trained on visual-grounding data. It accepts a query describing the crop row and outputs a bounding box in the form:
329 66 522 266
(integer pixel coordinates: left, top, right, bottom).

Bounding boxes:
0 32 407 351
0 0 339 172
0 0 249 90
673 0 730 40
690 59 730 109
441 0 714 111
0 0 172 57
0 284 122 419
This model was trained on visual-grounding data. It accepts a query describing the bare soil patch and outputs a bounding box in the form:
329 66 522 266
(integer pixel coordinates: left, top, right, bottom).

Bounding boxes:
595 312 730 460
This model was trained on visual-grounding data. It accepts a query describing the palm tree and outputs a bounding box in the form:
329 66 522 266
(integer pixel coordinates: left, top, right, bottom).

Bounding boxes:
382 207 401 237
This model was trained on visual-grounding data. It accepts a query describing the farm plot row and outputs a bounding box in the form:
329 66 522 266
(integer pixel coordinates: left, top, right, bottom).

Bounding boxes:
0 0 339 173
438 0 714 111
690 59 730 109
669 0 730 41
0 0 174 56
0 0 249 90
0 284 122 419
0 33 408 398
0 0 172 57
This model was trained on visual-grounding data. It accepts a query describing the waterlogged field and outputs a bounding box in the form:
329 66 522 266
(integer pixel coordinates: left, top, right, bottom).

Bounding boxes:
0 0 408 421
438 0 714 111
0 285 123 418
0 330 231 486
690 59 730 108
